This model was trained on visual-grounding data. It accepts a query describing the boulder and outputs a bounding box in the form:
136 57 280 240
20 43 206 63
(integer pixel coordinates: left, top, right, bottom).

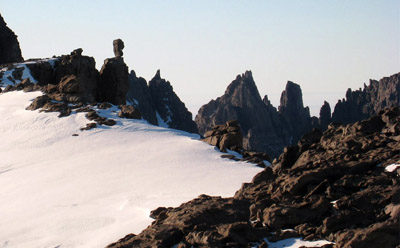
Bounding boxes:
58 75 80 93
118 105 141 119
113 39 124 57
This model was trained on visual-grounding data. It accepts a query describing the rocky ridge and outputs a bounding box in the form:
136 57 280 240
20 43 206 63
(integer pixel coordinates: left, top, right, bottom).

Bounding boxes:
331 72 400 124
195 71 312 158
1 42 196 134
109 107 400 248
127 69 198 134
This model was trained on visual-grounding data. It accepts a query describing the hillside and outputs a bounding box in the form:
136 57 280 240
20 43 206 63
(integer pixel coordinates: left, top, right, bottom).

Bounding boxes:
0 88 262 247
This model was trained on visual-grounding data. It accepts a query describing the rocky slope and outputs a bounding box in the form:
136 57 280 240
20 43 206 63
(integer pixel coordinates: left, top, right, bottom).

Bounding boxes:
127 69 198 133
195 71 311 158
0 14 23 65
109 107 400 248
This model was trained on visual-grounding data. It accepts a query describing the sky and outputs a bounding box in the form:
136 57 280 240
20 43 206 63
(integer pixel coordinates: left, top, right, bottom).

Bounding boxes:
1 0 399 116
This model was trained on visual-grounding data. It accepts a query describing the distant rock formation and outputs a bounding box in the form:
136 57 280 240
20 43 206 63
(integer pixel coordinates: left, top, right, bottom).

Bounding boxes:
149 70 198 133
318 101 331 130
98 40 129 105
109 107 400 248
332 73 400 124
126 69 198 133
126 70 158 125
195 71 311 158
278 81 312 143
0 14 23 65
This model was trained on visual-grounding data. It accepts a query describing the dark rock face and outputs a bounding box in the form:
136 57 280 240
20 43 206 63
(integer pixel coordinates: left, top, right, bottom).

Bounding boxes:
279 81 312 143
0 14 23 65
98 57 129 105
126 70 158 125
126 69 198 133
148 70 198 133
195 71 310 158
318 101 332 130
332 73 400 124
110 107 400 248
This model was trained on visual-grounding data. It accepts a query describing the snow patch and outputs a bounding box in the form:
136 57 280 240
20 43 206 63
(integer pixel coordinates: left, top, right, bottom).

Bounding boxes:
0 91 262 247
385 163 400 172
0 64 37 87
264 237 334 248
156 111 169 128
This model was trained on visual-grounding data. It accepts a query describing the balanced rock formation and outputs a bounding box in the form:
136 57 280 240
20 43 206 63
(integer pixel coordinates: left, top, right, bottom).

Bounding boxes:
0 14 23 65
196 71 311 158
109 107 400 248
332 72 400 124
113 39 124 57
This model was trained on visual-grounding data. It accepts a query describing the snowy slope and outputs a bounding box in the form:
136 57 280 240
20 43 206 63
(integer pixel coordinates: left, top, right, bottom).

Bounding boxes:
0 91 263 248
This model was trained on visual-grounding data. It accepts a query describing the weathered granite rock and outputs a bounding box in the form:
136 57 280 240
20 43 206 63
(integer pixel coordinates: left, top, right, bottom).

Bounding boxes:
0 14 23 65
149 70 198 133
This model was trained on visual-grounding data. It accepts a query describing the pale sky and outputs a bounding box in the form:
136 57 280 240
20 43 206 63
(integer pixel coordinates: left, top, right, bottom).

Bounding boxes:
1 0 399 116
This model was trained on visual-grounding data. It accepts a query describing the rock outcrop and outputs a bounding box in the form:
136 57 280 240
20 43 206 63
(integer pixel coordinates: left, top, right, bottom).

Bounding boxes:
98 51 129 105
278 81 312 143
332 72 400 124
109 107 400 248
148 70 198 133
126 69 198 133
195 71 311 158
318 101 332 131
126 70 158 125
27 49 100 103
202 120 243 152
0 14 23 65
